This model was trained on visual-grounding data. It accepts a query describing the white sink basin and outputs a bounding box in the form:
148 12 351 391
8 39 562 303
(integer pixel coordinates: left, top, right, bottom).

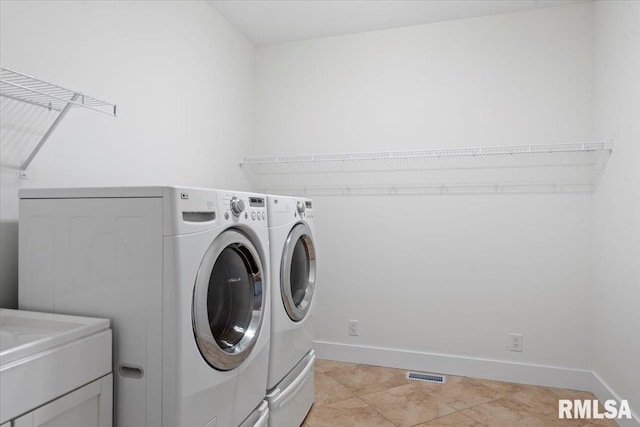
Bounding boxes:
1 309 109 364
0 309 112 424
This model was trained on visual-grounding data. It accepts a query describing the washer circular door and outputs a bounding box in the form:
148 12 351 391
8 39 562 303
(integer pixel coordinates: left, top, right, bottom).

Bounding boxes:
193 229 265 371
281 223 316 322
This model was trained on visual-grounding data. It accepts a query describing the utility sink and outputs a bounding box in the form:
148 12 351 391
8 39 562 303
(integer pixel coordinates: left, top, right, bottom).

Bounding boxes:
0 309 112 424
0 309 109 365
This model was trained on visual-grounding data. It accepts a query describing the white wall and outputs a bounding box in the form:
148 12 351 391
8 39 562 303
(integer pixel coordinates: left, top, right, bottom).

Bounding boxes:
0 0 253 308
255 3 596 374
593 0 640 417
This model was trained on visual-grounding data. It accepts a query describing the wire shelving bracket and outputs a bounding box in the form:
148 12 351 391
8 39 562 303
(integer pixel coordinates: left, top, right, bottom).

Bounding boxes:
0 66 117 177
240 141 614 195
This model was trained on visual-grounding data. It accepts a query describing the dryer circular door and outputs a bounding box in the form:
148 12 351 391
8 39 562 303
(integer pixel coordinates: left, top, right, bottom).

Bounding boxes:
192 229 265 371
281 223 316 322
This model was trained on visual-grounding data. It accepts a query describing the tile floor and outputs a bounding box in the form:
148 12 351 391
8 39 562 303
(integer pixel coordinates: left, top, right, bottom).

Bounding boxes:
303 359 618 427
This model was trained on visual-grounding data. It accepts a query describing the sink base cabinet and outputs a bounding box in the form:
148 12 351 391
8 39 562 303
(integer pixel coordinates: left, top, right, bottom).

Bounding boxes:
13 374 112 427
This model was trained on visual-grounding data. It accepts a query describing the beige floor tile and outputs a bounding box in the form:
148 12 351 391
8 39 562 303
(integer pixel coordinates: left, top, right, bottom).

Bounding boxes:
304 397 396 427
410 375 502 410
462 396 566 427
415 411 485 426
325 363 408 395
512 385 595 416
579 422 620 427
361 383 457 427
314 372 356 406
507 384 622 426
467 377 528 396
315 359 357 375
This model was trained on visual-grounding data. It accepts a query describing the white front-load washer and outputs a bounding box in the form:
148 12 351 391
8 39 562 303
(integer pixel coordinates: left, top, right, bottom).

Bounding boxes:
18 186 271 427
265 195 317 427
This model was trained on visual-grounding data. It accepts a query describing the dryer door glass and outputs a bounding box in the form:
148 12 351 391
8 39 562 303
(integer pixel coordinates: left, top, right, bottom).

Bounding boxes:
281 223 316 322
192 229 264 371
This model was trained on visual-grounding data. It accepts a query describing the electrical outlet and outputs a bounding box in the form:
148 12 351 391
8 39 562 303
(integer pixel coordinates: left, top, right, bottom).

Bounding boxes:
349 320 359 336
510 333 523 352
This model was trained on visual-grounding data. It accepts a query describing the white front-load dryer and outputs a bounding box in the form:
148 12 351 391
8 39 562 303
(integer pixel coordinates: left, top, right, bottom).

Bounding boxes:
265 195 317 427
19 186 271 427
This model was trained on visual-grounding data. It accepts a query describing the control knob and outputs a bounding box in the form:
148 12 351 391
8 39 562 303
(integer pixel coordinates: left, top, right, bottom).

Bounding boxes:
296 201 306 214
230 197 245 216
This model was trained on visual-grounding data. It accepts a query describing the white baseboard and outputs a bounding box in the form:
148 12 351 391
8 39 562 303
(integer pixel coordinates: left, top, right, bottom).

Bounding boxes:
591 372 640 427
313 340 592 391
313 341 639 426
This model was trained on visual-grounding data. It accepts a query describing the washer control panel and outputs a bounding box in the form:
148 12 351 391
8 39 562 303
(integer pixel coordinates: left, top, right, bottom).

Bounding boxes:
221 193 267 223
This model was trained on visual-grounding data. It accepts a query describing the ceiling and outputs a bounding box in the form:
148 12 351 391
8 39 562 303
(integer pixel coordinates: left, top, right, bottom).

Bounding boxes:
208 0 584 45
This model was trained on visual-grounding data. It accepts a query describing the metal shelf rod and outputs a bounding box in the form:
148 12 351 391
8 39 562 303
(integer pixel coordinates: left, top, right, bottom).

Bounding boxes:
20 93 79 172
241 142 611 165
0 91 62 111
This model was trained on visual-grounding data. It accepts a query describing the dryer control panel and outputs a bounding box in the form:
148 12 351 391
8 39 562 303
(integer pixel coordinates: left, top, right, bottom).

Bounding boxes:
296 199 314 220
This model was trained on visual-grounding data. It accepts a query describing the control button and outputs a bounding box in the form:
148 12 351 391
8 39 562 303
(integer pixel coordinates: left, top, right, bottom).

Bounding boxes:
262 212 266 220
244 212 248 219
252 212 256 220
224 212 229 220
296 201 305 214
230 196 245 217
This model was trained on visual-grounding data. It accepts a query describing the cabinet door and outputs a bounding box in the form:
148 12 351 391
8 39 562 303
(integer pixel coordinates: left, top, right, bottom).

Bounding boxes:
14 374 112 427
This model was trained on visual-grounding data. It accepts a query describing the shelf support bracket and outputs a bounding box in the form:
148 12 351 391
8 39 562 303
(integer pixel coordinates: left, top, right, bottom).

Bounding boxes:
20 92 80 177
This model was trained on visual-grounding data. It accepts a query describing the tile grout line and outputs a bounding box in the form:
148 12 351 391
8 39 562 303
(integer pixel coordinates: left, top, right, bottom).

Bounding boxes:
455 407 489 427
409 410 488 427
358 396 402 427
358 382 466 427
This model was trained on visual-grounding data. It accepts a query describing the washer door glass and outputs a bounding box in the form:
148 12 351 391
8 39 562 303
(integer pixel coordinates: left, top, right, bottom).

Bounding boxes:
193 229 264 371
281 223 316 322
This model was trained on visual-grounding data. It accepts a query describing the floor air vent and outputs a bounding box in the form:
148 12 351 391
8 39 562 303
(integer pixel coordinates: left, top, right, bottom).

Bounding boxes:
406 372 446 383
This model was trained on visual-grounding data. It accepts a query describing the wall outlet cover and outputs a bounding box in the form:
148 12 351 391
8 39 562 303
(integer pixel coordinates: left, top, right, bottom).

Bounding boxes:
349 320 359 336
510 333 523 352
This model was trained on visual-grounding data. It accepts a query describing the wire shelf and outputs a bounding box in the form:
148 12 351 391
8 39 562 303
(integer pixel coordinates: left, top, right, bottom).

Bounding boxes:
240 142 613 195
0 66 116 174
